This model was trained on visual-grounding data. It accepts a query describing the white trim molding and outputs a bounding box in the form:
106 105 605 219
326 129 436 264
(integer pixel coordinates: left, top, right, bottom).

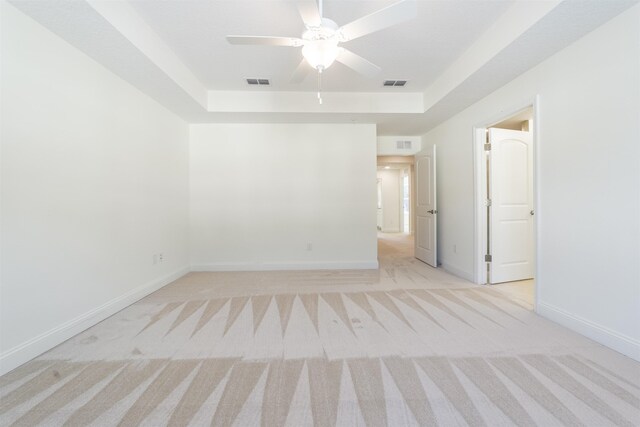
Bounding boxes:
537 301 640 362
0 267 190 376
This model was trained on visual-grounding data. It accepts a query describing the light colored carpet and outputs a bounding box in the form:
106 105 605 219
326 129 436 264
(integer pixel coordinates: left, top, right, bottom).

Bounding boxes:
1 234 639 426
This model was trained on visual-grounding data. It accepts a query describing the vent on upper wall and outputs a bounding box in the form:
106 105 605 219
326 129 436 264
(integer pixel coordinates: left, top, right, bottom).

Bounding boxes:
396 140 413 149
247 78 270 85
384 80 407 87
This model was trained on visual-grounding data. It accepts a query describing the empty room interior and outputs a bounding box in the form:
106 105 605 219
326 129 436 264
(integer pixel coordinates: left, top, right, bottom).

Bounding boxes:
1 0 639 426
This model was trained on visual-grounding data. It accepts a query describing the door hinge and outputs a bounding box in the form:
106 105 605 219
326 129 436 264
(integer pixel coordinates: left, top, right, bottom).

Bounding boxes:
485 198 492 207
485 254 492 262
484 143 491 151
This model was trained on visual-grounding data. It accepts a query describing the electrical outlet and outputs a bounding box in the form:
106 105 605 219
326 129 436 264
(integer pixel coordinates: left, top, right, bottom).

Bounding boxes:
306 243 313 251
453 245 457 254
159 253 164 263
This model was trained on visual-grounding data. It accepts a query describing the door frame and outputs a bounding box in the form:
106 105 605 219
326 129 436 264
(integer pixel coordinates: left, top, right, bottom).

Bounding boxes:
472 96 540 301
377 156 415 234
402 171 410 234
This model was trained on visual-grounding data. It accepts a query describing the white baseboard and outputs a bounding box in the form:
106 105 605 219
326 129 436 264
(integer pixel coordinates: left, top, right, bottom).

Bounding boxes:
0 266 190 376
440 261 475 282
537 301 640 362
191 260 379 272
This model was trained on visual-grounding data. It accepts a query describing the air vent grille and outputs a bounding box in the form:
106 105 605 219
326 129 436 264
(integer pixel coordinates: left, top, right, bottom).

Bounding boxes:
396 140 412 149
247 78 270 85
384 80 407 87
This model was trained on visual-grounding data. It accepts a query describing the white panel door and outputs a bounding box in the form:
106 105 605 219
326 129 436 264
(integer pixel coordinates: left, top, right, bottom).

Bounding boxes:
415 146 437 267
489 128 534 283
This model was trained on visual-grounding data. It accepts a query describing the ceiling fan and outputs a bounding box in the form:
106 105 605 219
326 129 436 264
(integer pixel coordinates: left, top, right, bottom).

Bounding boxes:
226 0 416 102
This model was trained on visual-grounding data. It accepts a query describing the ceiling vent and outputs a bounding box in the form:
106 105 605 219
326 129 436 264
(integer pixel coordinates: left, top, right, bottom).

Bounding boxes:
396 140 412 149
247 78 270 85
384 80 407 87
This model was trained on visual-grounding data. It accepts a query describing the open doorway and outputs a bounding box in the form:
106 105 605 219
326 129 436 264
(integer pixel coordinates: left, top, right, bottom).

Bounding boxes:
377 156 415 259
402 173 410 233
473 100 538 308
377 156 414 235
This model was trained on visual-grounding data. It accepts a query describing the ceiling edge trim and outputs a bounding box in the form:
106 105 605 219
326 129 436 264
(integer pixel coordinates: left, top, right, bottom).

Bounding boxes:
207 90 424 113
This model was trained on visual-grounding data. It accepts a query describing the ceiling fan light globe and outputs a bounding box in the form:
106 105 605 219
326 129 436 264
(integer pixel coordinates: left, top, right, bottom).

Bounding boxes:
302 40 339 70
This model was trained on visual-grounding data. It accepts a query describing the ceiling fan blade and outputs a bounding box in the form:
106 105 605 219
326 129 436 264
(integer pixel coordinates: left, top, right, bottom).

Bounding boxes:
339 0 416 41
226 36 303 47
291 59 312 83
336 49 381 78
297 0 322 27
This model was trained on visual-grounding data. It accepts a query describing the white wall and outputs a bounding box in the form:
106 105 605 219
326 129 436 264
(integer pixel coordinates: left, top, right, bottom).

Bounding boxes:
190 123 378 270
0 3 190 374
420 5 640 360
377 169 402 233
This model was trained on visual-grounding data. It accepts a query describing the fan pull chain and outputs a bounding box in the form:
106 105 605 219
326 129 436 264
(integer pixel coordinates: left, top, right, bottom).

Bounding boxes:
317 68 323 105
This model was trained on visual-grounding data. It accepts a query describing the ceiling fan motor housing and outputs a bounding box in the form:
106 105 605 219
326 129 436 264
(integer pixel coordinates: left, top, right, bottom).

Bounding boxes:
302 18 341 70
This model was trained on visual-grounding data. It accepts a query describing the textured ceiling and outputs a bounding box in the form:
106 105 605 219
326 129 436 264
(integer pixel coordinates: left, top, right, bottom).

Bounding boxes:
129 0 514 92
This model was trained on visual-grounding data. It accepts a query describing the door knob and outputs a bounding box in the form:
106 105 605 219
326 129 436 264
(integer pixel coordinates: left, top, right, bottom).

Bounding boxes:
428 210 437 214
530 210 534 216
